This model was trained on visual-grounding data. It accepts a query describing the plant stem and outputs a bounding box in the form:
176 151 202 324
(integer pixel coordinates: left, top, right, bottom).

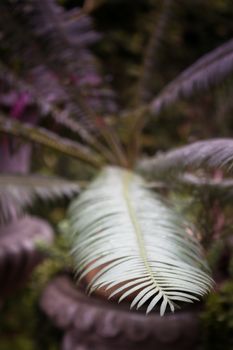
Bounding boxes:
126 105 150 167
0 116 102 168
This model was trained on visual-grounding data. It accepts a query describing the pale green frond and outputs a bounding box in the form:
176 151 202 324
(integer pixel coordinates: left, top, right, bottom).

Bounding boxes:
67 166 213 316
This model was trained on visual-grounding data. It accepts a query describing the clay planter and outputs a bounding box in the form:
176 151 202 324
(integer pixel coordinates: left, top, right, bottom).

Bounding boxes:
0 215 53 299
40 275 200 350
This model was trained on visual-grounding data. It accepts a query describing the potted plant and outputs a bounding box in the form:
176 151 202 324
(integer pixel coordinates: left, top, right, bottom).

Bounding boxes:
1 0 233 348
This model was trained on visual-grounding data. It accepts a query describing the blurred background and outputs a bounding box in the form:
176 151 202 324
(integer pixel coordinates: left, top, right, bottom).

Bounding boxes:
1 0 233 349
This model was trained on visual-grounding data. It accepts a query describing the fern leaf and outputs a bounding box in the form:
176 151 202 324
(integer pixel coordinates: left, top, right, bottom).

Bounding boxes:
68 167 212 315
0 174 80 224
150 38 233 114
138 138 233 179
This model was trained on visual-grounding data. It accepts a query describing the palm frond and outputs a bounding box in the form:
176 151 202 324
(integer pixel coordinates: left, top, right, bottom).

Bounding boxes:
139 0 173 102
0 174 80 224
138 138 233 179
68 167 212 315
150 38 233 114
0 115 103 168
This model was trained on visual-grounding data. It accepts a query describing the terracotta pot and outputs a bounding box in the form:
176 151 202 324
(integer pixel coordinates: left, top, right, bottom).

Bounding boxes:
84 264 129 300
0 215 54 299
40 275 201 350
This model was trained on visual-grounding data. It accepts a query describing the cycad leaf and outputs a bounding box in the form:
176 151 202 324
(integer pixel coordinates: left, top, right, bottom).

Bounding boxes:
138 138 233 179
0 174 80 223
68 166 212 315
150 38 233 114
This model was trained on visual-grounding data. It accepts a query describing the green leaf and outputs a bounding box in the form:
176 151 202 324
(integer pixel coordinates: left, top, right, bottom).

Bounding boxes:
68 166 213 315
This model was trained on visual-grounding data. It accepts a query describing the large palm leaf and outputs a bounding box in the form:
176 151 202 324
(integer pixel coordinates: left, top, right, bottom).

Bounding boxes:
68 166 212 315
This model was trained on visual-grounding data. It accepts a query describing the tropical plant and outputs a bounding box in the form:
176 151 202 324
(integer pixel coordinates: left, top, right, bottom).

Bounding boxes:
1 0 233 316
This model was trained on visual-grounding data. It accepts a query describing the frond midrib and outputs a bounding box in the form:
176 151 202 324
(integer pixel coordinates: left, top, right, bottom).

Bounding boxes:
122 171 167 302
